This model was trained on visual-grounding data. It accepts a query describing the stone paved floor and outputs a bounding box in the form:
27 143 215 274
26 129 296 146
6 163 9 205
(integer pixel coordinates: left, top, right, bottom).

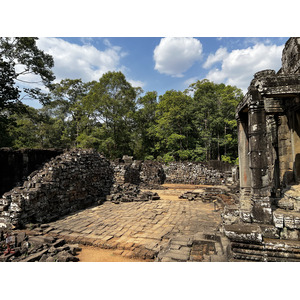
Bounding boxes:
41 187 228 261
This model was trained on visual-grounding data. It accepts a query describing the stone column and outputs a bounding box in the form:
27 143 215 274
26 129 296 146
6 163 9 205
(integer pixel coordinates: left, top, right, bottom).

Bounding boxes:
248 90 272 224
237 113 252 222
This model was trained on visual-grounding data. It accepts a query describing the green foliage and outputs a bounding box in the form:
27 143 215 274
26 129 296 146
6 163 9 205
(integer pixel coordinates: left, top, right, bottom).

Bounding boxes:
0 37 55 147
188 79 243 162
162 153 175 164
0 37 55 104
82 71 139 158
152 90 196 156
221 155 232 164
45 78 95 148
0 40 242 165
133 91 158 159
144 155 154 160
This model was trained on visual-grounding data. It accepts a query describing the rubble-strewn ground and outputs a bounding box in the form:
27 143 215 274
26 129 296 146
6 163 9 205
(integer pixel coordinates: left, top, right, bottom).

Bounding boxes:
1 184 232 262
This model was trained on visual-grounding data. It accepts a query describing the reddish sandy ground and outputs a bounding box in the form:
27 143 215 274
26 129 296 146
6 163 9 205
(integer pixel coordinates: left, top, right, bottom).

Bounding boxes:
77 246 146 262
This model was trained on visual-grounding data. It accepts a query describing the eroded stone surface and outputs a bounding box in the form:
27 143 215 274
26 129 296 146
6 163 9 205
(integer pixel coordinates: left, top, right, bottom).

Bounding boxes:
0 149 114 229
224 37 300 261
19 192 228 262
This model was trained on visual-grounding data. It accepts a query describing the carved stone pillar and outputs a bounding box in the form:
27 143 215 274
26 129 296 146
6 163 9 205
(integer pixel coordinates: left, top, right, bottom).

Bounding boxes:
248 90 272 224
237 113 252 221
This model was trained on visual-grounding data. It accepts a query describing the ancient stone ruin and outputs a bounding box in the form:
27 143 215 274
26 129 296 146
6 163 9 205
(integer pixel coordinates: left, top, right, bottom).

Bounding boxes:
0 148 63 197
0 146 236 231
223 37 300 261
0 146 237 262
111 156 166 188
0 149 114 229
163 161 235 185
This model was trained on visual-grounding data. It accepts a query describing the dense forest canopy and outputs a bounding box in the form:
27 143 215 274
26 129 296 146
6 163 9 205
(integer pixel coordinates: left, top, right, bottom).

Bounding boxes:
0 37 243 163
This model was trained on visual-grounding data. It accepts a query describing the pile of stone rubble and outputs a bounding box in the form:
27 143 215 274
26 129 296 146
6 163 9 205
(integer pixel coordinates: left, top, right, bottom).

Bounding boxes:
0 149 113 229
106 183 160 204
0 225 81 262
139 160 166 189
179 187 235 207
111 157 166 189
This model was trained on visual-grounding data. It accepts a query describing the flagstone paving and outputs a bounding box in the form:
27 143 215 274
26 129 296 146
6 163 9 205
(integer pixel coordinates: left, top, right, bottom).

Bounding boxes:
39 187 229 261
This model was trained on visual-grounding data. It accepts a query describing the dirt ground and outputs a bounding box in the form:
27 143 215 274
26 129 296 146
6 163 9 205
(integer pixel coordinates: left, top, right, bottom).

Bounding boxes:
77 246 146 262
77 183 220 262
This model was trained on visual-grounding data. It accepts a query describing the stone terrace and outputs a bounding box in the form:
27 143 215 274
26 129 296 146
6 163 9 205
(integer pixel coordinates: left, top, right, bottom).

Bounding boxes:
37 188 230 262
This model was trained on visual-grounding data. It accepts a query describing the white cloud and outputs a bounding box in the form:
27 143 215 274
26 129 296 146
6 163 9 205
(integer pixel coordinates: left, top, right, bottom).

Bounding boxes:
153 37 203 77
36 37 127 83
128 79 145 88
203 47 228 69
204 43 284 93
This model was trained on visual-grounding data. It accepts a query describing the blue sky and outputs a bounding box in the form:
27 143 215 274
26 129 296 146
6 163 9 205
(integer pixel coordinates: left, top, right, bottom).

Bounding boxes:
20 36 288 108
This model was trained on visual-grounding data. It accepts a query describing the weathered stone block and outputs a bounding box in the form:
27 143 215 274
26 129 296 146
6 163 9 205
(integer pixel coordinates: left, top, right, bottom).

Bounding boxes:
224 224 263 243
259 224 280 239
0 149 114 228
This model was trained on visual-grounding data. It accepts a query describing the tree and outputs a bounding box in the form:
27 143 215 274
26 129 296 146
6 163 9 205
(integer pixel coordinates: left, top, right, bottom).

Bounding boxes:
0 37 55 105
4 105 62 149
0 37 55 147
45 78 95 148
133 91 158 159
83 71 140 158
151 90 196 161
0 59 21 147
188 79 243 162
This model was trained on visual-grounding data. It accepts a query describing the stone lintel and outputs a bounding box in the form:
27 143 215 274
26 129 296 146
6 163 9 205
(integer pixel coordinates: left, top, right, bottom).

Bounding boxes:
236 93 251 117
264 98 284 113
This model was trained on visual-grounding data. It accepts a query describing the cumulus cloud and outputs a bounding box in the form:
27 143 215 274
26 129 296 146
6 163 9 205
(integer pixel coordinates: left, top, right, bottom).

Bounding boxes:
203 47 228 69
36 37 128 83
153 37 203 77
204 43 284 93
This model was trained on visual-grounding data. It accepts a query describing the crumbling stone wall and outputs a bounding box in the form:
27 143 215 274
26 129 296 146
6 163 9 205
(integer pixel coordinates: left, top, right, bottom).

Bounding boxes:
0 148 63 197
111 157 235 187
0 149 113 229
163 161 234 185
111 157 166 188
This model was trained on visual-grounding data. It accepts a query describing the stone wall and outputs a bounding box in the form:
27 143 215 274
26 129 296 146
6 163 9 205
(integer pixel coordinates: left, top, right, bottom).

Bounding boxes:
163 161 234 185
0 148 63 197
111 157 166 188
0 149 113 229
111 158 235 187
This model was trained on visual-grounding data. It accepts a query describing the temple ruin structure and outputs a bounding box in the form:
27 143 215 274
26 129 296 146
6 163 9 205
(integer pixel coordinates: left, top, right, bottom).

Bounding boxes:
223 37 300 261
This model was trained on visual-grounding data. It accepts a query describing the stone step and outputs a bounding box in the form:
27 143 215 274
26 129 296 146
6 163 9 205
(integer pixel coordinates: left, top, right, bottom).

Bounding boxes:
230 238 300 262
232 252 300 262
273 208 300 229
232 245 300 260
224 223 263 243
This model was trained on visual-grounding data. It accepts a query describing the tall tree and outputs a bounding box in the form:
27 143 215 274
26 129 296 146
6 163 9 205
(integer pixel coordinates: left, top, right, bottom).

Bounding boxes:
152 90 196 161
189 79 243 162
83 71 140 158
133 91 158 159
0 37 55 147
0 37 55 105
46 79 95 148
